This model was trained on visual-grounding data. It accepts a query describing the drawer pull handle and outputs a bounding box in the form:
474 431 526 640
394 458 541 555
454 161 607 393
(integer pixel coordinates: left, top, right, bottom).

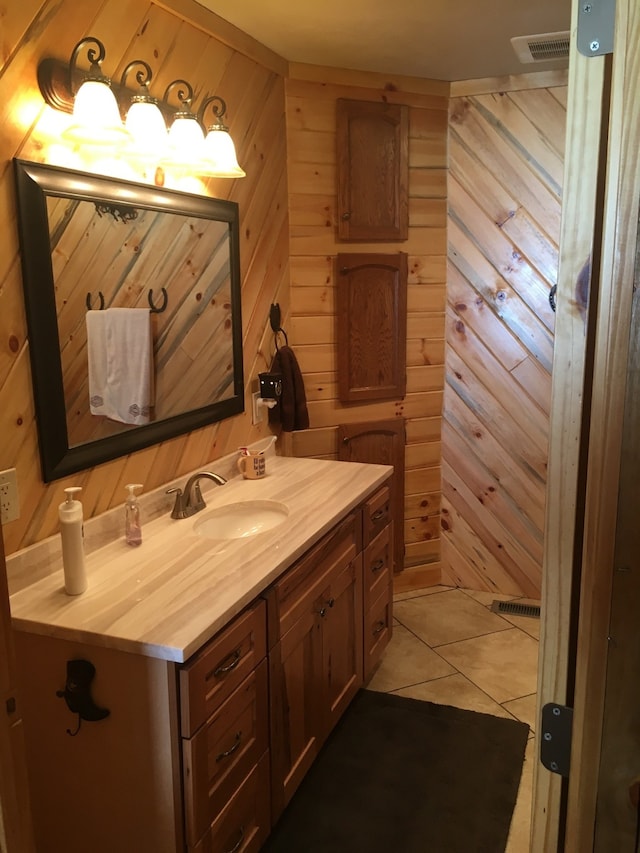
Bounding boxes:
373 620 386 636
216 731 242 763
213 649 241 677
371 509 385 522
371 559 385 574
224 826 244 853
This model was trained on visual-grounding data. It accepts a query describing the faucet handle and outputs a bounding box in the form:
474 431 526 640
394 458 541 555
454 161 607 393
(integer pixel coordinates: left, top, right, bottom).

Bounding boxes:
166 487 188 519
187 483 206 513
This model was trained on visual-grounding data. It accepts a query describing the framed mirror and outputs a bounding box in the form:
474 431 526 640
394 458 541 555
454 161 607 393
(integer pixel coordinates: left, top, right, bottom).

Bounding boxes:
13 159 244 482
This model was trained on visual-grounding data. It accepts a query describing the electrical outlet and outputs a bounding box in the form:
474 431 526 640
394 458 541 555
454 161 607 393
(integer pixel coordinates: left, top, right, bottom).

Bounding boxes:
252 391 263 425
0 468 19 524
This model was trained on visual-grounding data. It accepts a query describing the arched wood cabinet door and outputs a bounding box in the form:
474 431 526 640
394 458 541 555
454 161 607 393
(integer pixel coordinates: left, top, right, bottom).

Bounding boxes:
336 253 407 403
338 418 405 574
336 99 409 242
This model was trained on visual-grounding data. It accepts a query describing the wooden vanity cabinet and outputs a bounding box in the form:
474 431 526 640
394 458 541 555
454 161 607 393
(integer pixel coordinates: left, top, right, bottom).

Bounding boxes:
12 479 393 853
266 512 363 821
179 601 270 852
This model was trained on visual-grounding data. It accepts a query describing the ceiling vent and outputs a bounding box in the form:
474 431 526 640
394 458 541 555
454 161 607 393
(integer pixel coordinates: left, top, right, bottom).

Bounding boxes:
511 31 571 64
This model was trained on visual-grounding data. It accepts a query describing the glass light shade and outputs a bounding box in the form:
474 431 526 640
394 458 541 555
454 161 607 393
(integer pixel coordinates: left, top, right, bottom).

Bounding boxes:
198 129 246 178
124 100 168 158
63 80 130 144
164 114 205 166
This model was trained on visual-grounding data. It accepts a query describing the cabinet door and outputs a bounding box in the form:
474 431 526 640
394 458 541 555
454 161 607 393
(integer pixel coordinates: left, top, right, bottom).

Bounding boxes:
322 554 363 734
336 99 409 242
339 419 405 573
269 605 323 820
336 253 407 403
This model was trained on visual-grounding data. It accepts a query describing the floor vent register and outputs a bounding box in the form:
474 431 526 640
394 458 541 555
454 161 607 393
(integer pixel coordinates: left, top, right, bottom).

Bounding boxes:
490 600 541 619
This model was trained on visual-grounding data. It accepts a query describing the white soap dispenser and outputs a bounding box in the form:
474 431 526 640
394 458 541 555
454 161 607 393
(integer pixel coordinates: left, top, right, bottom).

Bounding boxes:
125 484 143 547
58 486 87 595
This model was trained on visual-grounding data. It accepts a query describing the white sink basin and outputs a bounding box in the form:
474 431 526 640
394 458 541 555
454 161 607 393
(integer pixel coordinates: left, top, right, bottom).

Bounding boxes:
193 500 289 540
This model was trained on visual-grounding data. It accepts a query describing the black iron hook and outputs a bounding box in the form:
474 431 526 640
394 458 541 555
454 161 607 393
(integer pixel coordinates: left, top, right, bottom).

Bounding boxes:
86 291 105 311
148 288 168 313
269 303 289 349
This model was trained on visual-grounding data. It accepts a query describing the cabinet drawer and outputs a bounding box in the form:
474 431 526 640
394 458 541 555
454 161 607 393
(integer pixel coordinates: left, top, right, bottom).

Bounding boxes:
180 600 267 737
183 660 269 846
364 587 393 681
363 523 392 613
270 513 359 639
362 485 391 548
191 752 271 853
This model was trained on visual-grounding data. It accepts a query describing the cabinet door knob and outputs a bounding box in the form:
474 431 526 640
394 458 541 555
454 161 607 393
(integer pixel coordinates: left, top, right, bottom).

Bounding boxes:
373 620 386 636
371 509 385 522
371 559 385 574
341 211 351 220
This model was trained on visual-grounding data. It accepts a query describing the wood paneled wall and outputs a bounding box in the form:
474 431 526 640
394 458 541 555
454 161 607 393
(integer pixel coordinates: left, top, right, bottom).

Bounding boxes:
283 65 449 585
0 0 289 555
443 72 568 597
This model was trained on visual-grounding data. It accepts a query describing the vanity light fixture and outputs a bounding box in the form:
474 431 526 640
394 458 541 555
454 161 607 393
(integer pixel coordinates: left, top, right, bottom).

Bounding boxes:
62 37 130 145
36 38 246 178
198 96 246 178
120 60 167 158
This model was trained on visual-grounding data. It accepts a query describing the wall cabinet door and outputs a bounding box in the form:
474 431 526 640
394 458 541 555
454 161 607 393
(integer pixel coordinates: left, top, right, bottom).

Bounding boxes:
336 252 407 403
339 419 405 573
336 99 409 242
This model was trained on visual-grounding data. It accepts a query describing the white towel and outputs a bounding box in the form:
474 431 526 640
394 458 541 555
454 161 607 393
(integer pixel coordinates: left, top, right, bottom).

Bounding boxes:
86 308 155 426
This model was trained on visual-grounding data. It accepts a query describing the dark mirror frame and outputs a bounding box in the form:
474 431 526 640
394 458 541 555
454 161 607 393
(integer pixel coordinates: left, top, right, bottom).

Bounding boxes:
13 158 244 483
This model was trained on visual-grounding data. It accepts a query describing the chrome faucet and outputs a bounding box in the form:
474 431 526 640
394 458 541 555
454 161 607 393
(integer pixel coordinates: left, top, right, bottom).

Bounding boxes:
167 471 227 519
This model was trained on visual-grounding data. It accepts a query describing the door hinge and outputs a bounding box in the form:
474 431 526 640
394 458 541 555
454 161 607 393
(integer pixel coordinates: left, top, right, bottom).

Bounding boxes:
577 0 616 58
540 703 573 777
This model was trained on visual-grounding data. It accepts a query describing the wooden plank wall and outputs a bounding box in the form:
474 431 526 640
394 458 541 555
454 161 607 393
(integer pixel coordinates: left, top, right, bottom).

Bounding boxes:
443 71 568 597
0 0 289 555
283 64 449 586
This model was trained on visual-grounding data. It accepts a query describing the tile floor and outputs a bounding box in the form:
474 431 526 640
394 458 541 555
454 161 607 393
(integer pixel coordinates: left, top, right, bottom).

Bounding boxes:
367 585 539 853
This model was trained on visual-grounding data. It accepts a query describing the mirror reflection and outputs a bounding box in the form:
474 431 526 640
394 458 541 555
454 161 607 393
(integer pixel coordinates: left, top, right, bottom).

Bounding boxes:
14 160 244 482
50 196 235 447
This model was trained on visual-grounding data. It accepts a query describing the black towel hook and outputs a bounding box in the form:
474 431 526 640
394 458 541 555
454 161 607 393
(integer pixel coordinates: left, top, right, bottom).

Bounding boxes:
148 288 168 314
269 302 289 350
86 291 105 311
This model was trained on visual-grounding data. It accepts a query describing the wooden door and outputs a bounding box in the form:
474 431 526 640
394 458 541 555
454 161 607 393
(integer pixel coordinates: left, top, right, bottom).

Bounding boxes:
338 419 405 573
322 554 363 734
336 253 407 402
0 525 34 852
592 246 640 849
533 0 640 849
336 99 409 242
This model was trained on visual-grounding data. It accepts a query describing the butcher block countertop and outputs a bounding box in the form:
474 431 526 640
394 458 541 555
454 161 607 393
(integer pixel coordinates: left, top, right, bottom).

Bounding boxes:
9 456 392 663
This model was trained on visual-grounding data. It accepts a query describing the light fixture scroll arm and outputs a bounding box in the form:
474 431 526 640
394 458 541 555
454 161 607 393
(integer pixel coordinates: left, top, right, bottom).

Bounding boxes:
199 95 229 131
163 78 196 113
120 59 154 93
68 36 108 95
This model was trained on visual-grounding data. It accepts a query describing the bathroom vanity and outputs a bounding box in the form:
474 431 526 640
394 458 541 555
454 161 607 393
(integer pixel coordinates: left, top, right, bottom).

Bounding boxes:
8 456 393 853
